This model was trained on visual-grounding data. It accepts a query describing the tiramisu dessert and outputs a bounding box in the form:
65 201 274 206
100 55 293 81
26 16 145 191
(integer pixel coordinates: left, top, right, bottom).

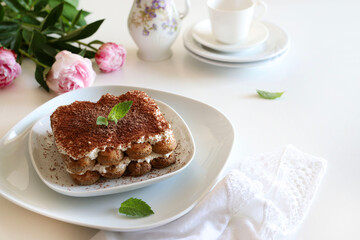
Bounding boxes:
50 90 177 185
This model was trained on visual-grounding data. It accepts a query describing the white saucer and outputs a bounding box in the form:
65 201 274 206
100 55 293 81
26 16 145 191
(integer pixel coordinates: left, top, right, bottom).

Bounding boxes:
192 19 269 53
184 45 288 68
183 21 290 63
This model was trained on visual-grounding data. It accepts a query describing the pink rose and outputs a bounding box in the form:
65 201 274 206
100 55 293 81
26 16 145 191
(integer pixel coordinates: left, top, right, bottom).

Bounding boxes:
0 47 21 88
47 50 96 94
95 42 126 73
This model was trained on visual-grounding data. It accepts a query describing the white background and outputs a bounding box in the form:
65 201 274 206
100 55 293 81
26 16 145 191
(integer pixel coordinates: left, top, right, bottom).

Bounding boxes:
0 0 359 239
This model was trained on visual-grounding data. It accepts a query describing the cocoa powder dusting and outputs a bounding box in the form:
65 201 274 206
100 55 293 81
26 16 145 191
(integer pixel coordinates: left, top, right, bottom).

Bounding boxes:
50 90 171 159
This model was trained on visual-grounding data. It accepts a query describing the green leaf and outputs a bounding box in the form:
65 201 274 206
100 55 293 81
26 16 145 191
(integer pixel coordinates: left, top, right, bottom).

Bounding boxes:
0 5 4 21
22 29 32 43
0 22 20 49
49 41 77 50
78 11 89 26
78 47 86 57
84 50 95 59
256 89 285 100
48 0 60 8
0 32 16 41
50 1 86 27
118 198 154 218
108 115 118 124
88 40 104 46
55 19 104 42
31 30 45 44
42 26 64 36
65 3 87 26
34 0 48 12
40 3 64 31
60 17 66 32
49 41 81 53
49 41 96 58
49 0 79 9
35 48 54 66
108 101 133 124
61 2 78 23
27 31 36 55
15 0 29 9
65 0 79 8
0 38 14 47
49 41 82 53
36 10 49 18
0 22 20 33
41 43 58 57
23 15 41 25
29 29 45 55
3 0 27 13
82 10 90 18
68 9 82 32
10 29 22 54
96 101 132 126
96 116 108 126
35 65 50 91
30 30 55 66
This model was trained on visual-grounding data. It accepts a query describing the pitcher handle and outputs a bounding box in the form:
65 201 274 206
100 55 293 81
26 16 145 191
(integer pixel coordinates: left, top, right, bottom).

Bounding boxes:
178 0 191 20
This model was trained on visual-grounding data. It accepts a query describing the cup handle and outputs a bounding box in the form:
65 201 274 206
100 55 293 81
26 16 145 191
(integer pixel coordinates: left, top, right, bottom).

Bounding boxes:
253 0 267 22
178 0 191 20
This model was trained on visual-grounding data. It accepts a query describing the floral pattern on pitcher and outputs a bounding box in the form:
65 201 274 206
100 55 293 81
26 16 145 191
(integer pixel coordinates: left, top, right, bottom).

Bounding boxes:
129 0 178 36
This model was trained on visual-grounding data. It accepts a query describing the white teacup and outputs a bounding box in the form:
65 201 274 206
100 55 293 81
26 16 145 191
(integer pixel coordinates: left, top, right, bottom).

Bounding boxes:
207 0 267 44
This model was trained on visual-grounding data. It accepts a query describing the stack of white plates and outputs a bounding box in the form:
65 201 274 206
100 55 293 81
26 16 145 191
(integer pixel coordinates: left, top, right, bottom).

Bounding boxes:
183 19 290 68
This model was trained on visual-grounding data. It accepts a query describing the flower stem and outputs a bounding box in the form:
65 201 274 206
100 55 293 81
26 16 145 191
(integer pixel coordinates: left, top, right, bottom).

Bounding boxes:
19 49 49 68
76 41 98 51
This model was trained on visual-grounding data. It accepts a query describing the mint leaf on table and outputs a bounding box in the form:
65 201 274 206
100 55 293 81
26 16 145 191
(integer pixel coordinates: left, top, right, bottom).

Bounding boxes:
96 101 133 126
118 198 154 217
256 89 285 100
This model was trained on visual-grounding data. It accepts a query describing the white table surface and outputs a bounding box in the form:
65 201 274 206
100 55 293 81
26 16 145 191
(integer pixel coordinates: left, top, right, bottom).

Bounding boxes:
0 0 359 239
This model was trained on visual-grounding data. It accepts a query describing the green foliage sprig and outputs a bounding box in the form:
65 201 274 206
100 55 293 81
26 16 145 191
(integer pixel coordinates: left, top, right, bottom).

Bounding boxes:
97 101 133 126
0 0 104 91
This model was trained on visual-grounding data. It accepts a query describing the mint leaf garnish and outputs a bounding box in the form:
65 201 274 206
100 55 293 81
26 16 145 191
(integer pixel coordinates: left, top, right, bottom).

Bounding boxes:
118 198 154 217
96 101 133 126
96 116 108 126
108 101 133 124
257 89 285 99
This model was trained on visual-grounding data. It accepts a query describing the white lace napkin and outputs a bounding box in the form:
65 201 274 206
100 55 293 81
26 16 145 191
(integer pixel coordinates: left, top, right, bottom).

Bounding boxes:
91 145 327 240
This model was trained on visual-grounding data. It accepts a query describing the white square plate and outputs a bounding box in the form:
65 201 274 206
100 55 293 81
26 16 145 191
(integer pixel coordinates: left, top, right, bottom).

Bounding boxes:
0 85 234 231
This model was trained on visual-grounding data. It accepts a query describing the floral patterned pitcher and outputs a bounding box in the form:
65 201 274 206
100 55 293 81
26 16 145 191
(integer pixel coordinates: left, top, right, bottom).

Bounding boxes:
128 0 190 61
